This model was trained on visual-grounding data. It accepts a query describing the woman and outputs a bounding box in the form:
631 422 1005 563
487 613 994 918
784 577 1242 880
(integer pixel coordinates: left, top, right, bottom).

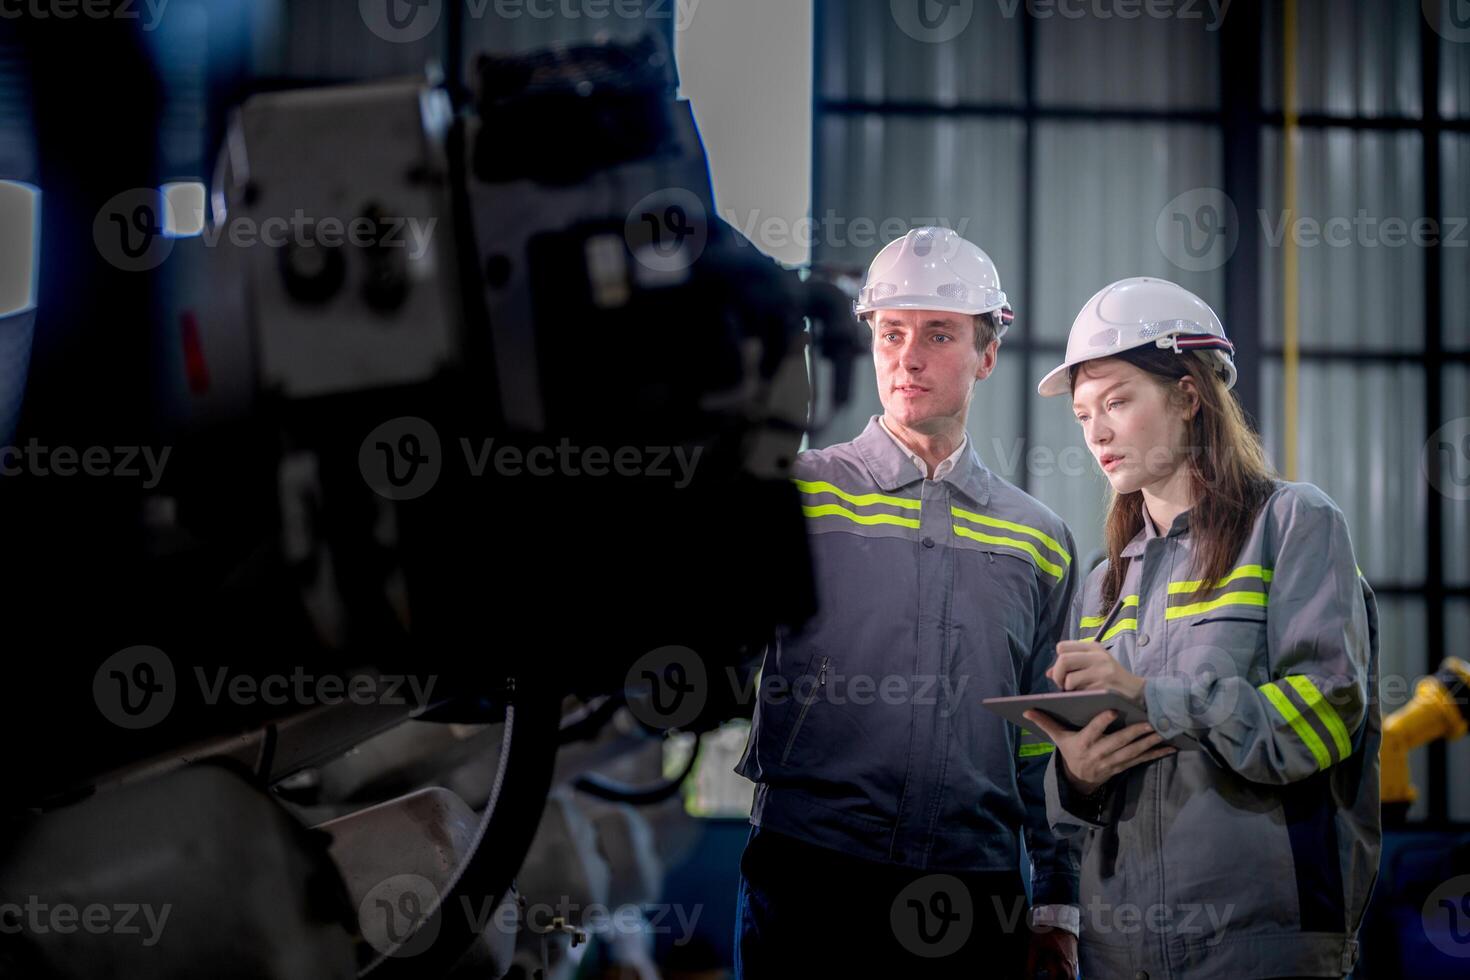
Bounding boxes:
1021 277 1381 980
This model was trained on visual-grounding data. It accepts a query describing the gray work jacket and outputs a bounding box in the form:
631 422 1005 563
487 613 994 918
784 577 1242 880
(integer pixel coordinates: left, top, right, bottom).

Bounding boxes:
736 415 1081 906
1044 482 1381 980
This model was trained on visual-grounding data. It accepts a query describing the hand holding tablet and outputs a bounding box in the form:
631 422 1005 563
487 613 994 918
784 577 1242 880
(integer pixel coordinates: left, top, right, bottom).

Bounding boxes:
981 689 1198 751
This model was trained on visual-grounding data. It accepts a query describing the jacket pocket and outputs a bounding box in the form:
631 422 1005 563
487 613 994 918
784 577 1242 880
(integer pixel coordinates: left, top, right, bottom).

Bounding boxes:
967 547 1041 661
1190 609 1267 625
1182 603 1268 658
779 652 830 765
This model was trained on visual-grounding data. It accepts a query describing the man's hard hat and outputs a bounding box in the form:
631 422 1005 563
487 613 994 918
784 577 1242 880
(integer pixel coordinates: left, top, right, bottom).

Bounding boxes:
1036 277 1236 397
854 227 1013 339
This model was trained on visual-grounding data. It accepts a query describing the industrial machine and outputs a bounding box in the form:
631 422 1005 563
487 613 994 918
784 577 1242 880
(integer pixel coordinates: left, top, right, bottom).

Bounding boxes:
1381 657 1470 822
0 31 863 979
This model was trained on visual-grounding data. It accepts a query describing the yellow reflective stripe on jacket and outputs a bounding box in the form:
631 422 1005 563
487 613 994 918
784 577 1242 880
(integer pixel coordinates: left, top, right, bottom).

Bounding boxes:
1080 595 1139 633
1167 564 1274 594
793 479 921 511
1260 683 1333 770
950 506 1072 567
1017 727 1055 758
1165 591 1268 619
1079 618 1137 642
802 503 921 529
952 524 1065 580
1284 675 1353 761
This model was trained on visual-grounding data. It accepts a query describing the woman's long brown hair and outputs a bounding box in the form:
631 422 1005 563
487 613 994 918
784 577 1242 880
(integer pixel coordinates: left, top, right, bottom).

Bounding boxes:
1073 345 1278 612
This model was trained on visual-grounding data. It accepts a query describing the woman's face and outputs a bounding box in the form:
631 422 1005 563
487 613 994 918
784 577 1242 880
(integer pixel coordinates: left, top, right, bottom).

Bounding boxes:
1071 358 1198 495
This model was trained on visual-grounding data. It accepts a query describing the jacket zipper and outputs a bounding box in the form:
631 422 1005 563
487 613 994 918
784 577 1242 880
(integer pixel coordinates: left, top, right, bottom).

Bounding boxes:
780 655 829 764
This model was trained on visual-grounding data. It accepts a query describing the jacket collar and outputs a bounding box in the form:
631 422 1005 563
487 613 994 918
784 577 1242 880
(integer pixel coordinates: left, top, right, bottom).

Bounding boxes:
852 415 992 506
1121 497 1191 557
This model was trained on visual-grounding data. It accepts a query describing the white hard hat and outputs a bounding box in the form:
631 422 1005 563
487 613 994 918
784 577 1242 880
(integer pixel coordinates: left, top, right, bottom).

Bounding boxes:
1036 277 1236 397
854 227 1013 339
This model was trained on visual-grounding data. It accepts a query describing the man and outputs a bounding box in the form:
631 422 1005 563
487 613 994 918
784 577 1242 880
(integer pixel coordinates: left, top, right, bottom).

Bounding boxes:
734 228 1080 979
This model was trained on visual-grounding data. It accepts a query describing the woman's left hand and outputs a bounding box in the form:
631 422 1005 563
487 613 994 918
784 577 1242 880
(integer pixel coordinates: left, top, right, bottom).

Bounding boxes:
1047 641 1147 704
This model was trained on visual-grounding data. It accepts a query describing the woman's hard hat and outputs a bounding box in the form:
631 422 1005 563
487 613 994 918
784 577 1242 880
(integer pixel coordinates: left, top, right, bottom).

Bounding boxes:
1036 276 1236 397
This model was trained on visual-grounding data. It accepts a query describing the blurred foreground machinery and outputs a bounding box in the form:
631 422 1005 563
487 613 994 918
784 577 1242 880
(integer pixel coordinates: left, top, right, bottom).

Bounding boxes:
0 33 862 980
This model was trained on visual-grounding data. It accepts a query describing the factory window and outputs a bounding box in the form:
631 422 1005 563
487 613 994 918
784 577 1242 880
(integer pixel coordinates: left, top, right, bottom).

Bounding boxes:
810 0 1468 822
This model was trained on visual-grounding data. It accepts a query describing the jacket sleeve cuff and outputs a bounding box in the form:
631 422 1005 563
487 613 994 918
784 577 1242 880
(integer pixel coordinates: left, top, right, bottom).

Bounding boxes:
1044 751 1112 832
1030 903 1080 937
1145 675 1195 736
1029 872 1081 908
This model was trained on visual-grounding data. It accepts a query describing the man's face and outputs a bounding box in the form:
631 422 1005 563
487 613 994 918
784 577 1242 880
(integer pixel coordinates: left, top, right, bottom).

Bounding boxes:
873 309 996 432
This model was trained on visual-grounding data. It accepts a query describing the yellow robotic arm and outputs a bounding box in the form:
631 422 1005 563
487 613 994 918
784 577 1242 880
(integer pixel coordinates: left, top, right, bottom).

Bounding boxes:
1381 657 1470 815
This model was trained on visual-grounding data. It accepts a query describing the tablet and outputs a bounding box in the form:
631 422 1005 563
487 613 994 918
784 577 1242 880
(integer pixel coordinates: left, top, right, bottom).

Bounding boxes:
981 690 1198 750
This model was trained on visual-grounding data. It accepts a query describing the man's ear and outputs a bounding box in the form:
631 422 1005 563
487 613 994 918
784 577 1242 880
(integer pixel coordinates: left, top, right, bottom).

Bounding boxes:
975 338 999 382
